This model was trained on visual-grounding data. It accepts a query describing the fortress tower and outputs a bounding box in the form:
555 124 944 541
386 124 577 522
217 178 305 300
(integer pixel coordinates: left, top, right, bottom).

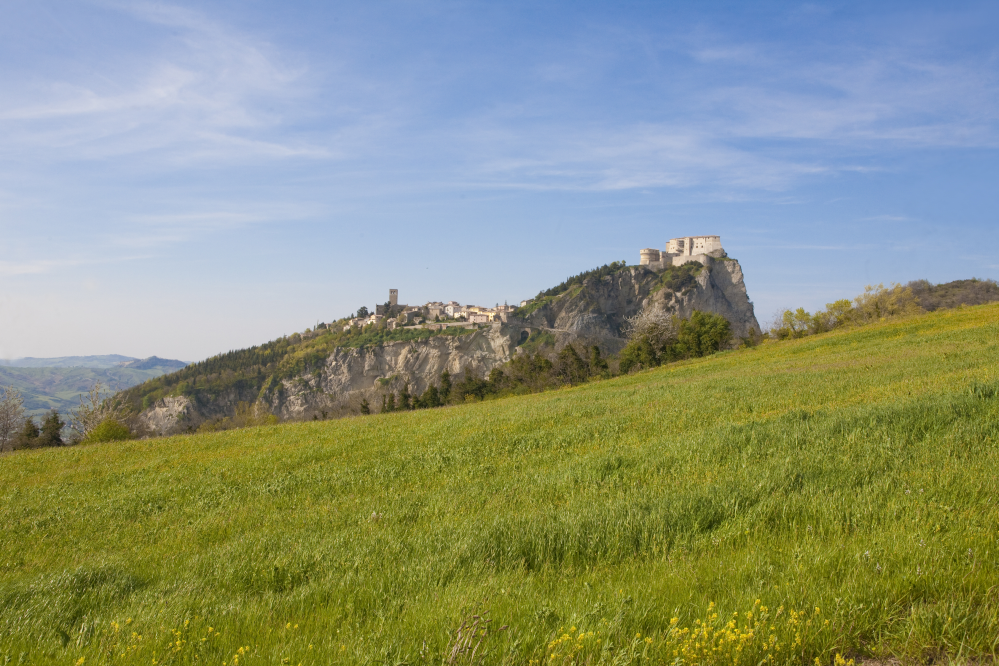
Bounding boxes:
389 289 398 307
639 236 724 270
639 248 662 265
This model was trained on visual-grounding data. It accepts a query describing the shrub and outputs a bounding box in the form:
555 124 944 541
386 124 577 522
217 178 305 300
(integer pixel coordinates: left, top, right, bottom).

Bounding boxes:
620 310 731 373
768 283 923 340
83 419 133 444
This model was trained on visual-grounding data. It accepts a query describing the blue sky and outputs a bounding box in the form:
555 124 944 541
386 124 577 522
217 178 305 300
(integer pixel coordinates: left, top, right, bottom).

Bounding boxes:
1 1 997 362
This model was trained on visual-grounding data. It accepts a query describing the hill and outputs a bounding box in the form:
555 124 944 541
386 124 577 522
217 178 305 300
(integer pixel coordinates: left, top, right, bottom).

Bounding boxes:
123 257 759 433
0 354 139 369
0 357 189 420
1 304 997 664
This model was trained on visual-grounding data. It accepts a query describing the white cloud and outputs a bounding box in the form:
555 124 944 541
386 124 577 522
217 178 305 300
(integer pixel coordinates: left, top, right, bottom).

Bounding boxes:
0 1 318 165
0 259 83 276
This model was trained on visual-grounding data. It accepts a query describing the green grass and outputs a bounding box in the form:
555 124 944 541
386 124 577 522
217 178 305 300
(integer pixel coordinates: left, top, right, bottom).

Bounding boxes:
2 305 998 665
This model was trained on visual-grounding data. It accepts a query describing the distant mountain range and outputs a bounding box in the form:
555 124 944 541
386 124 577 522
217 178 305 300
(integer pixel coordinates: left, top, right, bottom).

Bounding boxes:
0 355 188 420
0 354 187 370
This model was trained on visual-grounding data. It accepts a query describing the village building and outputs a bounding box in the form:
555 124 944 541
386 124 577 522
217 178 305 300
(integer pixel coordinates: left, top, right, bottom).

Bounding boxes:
353 291 522 332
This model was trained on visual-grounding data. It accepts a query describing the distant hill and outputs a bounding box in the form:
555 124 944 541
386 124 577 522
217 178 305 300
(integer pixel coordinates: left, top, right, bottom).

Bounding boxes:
907 278 999 311
119 356 188 371
0 356 188 420
0 354 139 369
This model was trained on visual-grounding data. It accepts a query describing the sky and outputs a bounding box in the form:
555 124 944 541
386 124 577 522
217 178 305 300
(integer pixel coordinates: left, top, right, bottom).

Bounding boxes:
1 0 997 363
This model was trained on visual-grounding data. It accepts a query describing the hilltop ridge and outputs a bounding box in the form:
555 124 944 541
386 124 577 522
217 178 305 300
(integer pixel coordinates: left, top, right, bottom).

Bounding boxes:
124 255 758 434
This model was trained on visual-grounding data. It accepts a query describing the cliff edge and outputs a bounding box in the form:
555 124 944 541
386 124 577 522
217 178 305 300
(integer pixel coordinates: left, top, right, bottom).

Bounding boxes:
135 256 758 434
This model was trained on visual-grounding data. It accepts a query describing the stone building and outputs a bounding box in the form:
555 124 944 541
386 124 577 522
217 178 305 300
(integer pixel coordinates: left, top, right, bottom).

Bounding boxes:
640 235 725 270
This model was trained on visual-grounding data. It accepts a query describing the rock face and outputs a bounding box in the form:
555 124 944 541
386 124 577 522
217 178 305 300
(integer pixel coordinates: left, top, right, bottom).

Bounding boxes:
137 256 758 433
521 258 760 353
139 396 193 436
269 324 520 420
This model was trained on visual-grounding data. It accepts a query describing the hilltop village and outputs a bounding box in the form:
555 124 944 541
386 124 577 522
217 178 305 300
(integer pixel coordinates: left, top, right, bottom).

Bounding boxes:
340 235 727 333
341 289 521 332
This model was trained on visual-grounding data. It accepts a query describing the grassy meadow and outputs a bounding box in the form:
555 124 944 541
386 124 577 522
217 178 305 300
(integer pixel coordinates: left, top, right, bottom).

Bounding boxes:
1 304 998 665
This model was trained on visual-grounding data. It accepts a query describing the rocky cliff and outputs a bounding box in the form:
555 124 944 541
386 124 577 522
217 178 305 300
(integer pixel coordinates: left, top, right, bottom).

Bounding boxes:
520 257 759 354
138 256 758 435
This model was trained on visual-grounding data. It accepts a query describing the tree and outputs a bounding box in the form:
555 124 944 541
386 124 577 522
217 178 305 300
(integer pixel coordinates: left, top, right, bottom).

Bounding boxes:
83 419 132 444
422 384 440 408
38 410 66 447
620 309 730 372
385 393 396 413
619 306 678 373
360 398 371 415
555 344 589 385
70 381 130 440
398 384 411 410
590 346 609 375
0 385 26 453
356 306 370 318
14 418 39 450
439 371 452 404
669 311 731 361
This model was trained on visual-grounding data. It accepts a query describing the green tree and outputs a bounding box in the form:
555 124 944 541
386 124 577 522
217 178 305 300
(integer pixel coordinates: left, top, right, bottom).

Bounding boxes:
359 398 370 415
385 393 396 413
439 371 452 404
668 311 731 361
39 410 66 447
590 346 609 375
422 385 440 408
618 337 657 374
356 306 369 318
14 417 39 450
399 385 412 411
83 419 132 444
556 344 589 385
620 310 731 372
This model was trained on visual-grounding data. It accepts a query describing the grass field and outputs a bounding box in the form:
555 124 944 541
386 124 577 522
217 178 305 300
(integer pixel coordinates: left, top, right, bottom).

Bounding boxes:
1 304 998 665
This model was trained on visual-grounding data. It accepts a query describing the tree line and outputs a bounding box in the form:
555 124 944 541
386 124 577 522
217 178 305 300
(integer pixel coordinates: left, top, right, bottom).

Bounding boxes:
0 382 136 453
0 387 66 452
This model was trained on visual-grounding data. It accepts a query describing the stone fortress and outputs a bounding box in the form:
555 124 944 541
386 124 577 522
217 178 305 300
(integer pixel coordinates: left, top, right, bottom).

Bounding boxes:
639 235 725 270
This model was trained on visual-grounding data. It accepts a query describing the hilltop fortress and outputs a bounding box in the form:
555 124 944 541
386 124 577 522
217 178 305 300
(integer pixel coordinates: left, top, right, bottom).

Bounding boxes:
639 235 725 270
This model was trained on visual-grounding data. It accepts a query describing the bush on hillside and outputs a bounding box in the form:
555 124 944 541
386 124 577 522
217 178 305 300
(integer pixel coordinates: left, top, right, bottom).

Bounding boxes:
769 283 922 340
83 419 133 444
619 310 731 373
655 262 703 294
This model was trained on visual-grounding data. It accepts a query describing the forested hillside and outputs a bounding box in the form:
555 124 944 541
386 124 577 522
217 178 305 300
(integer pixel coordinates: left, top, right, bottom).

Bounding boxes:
119 323 475 412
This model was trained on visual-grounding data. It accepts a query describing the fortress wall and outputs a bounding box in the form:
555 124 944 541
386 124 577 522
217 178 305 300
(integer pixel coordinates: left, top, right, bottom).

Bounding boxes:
670 254 712 268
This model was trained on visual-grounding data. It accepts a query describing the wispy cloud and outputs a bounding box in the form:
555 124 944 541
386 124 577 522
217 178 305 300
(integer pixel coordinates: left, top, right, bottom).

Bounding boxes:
111 203 322 248
0 259 83 276
861 214 915 222
0 1 319 165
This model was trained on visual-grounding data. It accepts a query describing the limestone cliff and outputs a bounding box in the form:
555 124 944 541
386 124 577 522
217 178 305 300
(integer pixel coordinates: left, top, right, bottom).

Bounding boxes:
521 257 759 353
268 324 519 420
137 256 758 434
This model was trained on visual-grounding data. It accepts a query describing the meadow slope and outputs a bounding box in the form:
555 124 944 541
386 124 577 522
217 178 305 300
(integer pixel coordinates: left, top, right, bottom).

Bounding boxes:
1 305 998 665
